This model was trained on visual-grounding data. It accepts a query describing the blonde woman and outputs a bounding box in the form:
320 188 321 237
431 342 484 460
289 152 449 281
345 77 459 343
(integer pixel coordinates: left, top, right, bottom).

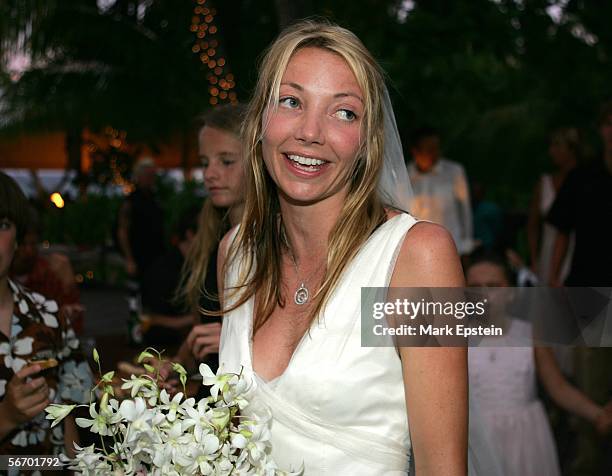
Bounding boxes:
172 104 246 374
218 20 467 475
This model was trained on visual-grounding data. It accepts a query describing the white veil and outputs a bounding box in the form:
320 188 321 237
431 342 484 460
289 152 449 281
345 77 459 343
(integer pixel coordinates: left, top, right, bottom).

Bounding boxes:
379 88 504 476
377 88 413 212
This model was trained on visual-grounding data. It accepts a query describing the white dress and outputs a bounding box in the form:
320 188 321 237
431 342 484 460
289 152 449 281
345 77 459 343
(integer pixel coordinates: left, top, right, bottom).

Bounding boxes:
468 320 561 476
219 214 417 475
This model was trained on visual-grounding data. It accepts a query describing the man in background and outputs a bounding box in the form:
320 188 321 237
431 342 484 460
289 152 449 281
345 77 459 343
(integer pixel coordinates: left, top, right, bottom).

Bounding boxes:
407 126 475 255
117 157 166 344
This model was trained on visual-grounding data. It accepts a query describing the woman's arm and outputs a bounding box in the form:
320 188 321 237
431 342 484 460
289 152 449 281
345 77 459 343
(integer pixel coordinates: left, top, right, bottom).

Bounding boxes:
534 347 603 424
390 222 468 476
548 232 569 287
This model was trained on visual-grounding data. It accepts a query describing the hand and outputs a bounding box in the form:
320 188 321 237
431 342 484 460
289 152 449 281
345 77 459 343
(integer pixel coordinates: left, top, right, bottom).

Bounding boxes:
0 365 50 431
126 258 138 277
186 323 222 360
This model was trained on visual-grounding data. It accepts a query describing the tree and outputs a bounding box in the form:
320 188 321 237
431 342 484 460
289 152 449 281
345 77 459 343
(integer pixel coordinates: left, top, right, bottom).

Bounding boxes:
0 0 211 181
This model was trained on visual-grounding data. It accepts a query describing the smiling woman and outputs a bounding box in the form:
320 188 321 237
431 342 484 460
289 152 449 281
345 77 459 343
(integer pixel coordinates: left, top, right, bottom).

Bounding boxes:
217 19 467 475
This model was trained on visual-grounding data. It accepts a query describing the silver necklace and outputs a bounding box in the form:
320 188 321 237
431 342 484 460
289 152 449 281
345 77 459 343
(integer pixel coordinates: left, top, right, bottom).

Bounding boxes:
287 247 310 305
281 222 324 306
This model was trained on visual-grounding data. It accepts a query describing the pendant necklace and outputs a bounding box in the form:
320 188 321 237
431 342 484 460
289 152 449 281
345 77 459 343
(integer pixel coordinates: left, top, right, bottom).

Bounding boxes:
286 244 325 306
280 220 324 306
288 249 309 305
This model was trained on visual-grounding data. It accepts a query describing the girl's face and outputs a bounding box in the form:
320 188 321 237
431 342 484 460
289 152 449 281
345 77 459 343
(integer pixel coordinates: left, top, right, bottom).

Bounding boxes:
261 47 364 206
466 262 509 288
0 217 17 281
199 126 245 209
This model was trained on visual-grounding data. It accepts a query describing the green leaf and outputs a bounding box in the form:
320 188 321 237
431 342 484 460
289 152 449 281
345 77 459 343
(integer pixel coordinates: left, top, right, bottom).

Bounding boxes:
143 364 155 373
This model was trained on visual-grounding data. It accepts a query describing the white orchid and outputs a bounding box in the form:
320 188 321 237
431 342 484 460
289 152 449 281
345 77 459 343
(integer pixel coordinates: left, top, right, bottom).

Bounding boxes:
199 363 233 399
45 403 76 428
121 374 154 398
158 389 186 422
48 349 300 475
75 402 121 436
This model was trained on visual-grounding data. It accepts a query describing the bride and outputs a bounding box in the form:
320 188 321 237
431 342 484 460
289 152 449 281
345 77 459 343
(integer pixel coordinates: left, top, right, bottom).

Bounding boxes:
217 19 467 475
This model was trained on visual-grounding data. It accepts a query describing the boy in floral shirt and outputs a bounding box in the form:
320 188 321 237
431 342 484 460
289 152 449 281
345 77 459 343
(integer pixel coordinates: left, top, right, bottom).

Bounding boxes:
0 172 93 464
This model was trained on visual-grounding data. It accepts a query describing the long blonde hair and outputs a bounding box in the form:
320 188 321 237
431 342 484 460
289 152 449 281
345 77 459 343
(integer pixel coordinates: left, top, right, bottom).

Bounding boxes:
225 19 389 332
176 104 246 313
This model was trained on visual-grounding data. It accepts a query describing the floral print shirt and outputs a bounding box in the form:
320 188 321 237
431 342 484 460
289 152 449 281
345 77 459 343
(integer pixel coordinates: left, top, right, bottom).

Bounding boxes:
0 279 93 458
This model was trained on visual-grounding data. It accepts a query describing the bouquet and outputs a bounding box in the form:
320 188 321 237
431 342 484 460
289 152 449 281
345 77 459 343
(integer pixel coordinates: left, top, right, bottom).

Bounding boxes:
45 348 302 475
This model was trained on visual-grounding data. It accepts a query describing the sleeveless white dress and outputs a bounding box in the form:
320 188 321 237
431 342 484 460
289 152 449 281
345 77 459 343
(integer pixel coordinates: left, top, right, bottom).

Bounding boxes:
468 320 561 476
219 214 417 475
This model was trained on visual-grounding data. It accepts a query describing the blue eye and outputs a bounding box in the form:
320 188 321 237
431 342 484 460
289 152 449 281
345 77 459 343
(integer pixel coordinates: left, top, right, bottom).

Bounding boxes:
335 109 357 122
279 97 299 109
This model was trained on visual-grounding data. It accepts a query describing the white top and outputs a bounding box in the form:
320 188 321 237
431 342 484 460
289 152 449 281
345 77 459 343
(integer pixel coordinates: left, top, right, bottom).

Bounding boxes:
407 159 474 254
219 213 419 475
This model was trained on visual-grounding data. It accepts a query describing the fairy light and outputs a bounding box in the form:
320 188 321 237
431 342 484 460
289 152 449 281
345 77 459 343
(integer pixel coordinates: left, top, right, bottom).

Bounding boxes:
50 192 65 208
190 0 237 105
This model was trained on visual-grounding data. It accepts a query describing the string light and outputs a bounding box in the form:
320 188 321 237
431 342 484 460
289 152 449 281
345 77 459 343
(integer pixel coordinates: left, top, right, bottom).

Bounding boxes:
50 192 65 208
190 0 237 105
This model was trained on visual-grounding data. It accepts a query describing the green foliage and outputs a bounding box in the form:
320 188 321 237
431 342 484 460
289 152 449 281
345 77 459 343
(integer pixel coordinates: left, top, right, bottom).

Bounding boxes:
0 0 210 141
306 0 612 206
2 0 611 209
40 178 203 249
42 194 122 246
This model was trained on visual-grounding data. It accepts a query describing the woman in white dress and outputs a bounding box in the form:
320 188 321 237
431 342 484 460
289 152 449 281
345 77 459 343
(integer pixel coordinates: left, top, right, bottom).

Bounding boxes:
217 20 467 475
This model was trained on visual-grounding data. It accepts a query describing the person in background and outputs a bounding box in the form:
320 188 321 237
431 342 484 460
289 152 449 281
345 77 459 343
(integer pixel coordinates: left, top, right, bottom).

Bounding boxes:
0 172 93 459
546 101 612 476
527 127 580 284
168 104 247 382
117 157 166 344
10 207 84 334
466 248 612 476
407 125 475 255
117 157 166 282
140 207 201 350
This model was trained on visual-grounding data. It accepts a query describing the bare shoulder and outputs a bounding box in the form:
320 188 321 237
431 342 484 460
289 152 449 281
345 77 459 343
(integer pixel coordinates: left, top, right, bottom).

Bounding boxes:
391 221 464 287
